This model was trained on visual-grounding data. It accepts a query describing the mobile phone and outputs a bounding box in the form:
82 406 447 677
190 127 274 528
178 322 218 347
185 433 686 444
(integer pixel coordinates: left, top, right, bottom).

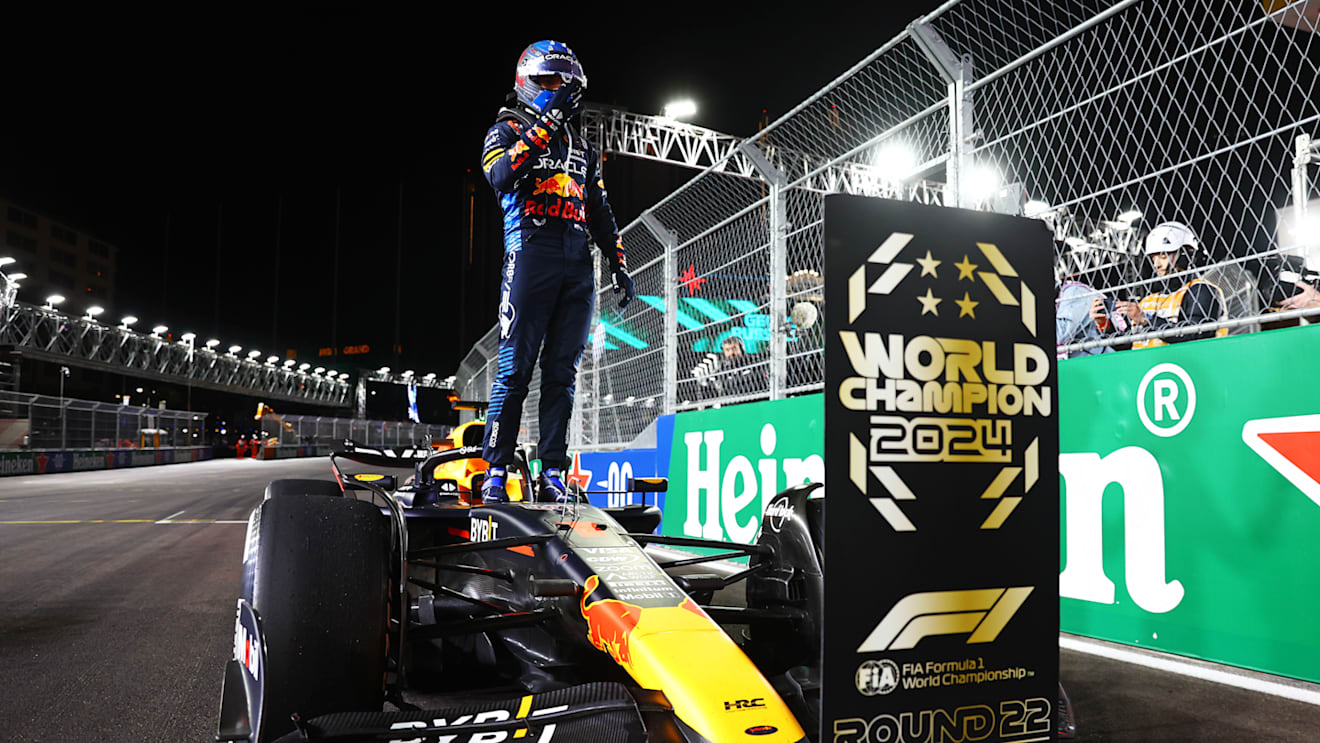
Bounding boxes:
1102 297 1128 332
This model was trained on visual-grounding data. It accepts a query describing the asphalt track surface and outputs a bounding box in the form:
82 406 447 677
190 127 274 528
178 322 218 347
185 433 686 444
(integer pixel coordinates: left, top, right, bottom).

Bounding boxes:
0 458 1317 742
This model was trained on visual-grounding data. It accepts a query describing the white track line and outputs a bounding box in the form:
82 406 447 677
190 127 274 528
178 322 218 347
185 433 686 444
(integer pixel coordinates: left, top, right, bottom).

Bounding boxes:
1061 635 1320 706
156 509 186 523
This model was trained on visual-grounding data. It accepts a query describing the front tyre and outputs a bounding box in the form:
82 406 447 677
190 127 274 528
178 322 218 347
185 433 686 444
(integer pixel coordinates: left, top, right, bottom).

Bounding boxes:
251 495 389 741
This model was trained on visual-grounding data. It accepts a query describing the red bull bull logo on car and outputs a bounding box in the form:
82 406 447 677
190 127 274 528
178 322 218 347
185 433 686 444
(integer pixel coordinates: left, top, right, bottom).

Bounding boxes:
580 575 643 667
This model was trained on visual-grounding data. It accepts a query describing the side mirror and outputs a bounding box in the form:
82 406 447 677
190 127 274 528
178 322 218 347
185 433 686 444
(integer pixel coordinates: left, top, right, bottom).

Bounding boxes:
627 477 668 493
433 479 462 495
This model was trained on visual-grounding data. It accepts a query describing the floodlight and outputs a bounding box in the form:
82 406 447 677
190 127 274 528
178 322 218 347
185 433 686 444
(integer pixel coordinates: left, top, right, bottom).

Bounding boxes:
247 350 262 359
298 363 311 371
205 339 221 348
966 165 1001 203
7 272 25 281
1024 200 1051 218
661 99 697 120
0 257 14 267
228 345 242 354
45 294 65 308
85 306 105 318
874 142 917 182
1118 209 1143 224
152 325 168 335
266 355 279 364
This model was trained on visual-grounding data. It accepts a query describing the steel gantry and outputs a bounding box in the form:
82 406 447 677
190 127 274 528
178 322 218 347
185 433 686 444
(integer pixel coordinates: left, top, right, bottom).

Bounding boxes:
0 301 351 406
579 106 947 202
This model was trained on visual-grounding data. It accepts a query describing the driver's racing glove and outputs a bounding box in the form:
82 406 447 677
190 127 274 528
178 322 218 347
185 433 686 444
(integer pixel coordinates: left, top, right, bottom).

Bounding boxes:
521 78 581 151
608 238 634 309
481 467 509 504
539 468 573 503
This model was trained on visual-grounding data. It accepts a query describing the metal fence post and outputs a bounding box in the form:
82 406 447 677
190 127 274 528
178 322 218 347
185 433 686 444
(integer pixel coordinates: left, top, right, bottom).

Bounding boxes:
739 141 788 399
640 210 680 413
1295 134 1316 230
910 20 974 208
591 257 601 447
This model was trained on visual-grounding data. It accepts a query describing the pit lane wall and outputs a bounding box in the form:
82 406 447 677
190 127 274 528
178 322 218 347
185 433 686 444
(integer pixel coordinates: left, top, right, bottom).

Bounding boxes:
578 324 1320 683
0 447 214 476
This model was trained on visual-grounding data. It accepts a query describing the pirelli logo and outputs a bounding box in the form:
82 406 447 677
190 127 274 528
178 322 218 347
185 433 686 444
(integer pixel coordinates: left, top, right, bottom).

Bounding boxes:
856 587 1033 652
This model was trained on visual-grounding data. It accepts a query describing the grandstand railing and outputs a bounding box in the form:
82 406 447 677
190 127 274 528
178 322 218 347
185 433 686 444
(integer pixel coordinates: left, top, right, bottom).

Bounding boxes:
456 0 1320 451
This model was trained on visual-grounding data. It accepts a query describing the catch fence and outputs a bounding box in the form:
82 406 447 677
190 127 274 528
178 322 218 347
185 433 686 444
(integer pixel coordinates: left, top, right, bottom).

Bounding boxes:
0 391 208 450
271 414 453 450
456 0 1320 451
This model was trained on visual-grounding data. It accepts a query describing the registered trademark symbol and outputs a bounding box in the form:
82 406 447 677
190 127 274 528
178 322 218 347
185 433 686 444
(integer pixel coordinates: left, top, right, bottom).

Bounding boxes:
1137 363 1197 438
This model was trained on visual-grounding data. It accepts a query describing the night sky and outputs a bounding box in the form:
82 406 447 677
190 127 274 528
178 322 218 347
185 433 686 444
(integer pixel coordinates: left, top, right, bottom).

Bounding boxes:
0 4 930 384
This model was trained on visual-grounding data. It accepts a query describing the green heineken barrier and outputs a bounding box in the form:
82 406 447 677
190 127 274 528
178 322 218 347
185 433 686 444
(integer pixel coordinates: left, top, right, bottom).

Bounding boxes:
663 395 825 544
1059 324 1320 683
659 323 1320 682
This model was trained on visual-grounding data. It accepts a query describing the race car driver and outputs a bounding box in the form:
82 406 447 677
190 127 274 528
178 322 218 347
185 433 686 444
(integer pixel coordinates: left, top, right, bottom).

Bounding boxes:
1089 221 1227 347
479 40 634 503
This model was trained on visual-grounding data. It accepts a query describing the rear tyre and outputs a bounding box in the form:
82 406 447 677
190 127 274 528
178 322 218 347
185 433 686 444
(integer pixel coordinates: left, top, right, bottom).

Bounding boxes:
252 495 389 741
264 478 343 498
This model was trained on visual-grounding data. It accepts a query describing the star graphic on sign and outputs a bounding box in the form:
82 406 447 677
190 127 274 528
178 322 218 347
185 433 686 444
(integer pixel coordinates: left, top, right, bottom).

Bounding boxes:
565 453 593 490
678 264 707 296
917 288 942 316
956 292 979 318
954 255 979 281
915 250 941 278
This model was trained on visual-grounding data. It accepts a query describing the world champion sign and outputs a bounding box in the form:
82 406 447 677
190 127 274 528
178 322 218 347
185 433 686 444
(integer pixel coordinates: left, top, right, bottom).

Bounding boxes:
823 196 1059 742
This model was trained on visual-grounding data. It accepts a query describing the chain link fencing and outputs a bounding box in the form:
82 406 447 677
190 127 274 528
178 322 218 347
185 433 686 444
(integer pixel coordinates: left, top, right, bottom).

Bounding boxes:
0 391 209 450
455 0 1320 451
273 414 452 449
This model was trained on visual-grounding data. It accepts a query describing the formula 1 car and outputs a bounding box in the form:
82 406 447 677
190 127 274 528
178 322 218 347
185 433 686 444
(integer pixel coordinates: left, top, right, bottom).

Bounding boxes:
217 421 1076 742
217 424 826 743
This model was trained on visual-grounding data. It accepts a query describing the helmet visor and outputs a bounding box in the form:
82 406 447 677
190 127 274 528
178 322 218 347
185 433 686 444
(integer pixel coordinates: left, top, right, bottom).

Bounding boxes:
518 55 586 87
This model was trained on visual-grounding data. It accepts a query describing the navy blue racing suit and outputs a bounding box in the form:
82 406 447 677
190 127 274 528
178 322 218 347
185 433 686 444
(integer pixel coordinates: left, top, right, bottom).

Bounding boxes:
479 104 626 470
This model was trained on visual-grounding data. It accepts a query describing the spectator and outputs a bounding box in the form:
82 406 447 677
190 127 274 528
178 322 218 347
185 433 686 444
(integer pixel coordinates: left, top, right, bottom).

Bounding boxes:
1056 280 1113 358
1090 221 1227 348
1279 279 1320 310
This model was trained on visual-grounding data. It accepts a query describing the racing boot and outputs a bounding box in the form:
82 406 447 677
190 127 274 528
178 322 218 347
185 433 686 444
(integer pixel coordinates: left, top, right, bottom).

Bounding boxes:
539 467 573 503
481 467 509 504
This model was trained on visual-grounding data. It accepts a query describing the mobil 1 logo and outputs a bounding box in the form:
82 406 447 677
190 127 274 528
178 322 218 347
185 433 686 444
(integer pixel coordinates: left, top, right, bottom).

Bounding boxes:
823 195 1059 741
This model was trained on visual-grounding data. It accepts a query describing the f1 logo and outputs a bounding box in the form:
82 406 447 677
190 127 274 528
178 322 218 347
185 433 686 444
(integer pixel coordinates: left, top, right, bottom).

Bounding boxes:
857 587 1033 652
